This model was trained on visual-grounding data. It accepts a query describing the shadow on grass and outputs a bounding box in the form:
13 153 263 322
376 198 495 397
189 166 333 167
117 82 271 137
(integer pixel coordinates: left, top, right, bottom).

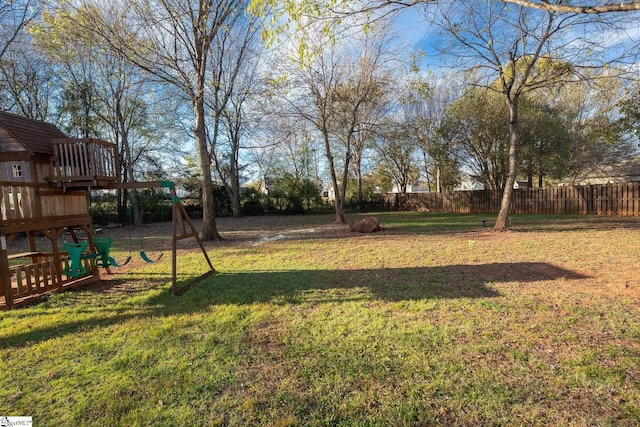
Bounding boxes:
186 262 588 305
1 262 588 349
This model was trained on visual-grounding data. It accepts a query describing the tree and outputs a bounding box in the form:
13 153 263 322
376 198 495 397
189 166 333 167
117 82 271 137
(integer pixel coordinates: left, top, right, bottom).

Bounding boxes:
252 0 638 226
0 39 55 120
374 120 419 194
518 98 571 186
275 26 347 223
207 2 263 218
73 0 247 240
441 88 510 191
273 19 399 223
617 82 640 144
545 76 637 182
248 0 640 50
32 9 102 138
32 8 169 225
0 0 38 62
424 0 635 230
400 76 460 192
332 27 396 210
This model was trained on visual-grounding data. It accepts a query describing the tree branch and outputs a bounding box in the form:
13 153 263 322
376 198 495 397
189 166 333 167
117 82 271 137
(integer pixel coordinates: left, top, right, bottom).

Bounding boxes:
502 0 640 14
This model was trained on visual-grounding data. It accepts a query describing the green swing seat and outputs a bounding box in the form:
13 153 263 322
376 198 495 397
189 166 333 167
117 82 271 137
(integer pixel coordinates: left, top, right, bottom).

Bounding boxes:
140 250 163 263
93 237 131 268
63 241 88 278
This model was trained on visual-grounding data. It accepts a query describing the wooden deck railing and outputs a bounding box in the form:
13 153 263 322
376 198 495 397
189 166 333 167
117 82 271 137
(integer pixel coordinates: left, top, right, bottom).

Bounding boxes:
50 138 120 185
2 253 96 304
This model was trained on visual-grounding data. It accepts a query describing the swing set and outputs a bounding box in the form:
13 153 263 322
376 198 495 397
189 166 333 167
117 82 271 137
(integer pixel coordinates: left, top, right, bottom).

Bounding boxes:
0 116 213 310
63 181 214 294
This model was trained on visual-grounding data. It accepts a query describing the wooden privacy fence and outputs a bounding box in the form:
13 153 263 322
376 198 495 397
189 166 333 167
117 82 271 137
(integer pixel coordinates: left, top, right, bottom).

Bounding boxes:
384 182 640 216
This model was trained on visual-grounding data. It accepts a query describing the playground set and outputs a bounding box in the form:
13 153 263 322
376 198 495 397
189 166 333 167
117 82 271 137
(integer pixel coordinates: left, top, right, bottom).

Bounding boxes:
0 111 214 310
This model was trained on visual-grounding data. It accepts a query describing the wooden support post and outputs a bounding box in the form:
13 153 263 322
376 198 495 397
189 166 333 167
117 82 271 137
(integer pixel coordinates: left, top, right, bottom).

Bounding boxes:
172 192 178 294
79 224 100 275
42 228 65 290
27 231 39 264
166 185 215 295
1 235 14 309
178 201 214 271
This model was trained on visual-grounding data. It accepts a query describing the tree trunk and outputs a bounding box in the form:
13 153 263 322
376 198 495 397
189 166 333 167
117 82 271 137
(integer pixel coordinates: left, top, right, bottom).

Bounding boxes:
229 133 242 218
195 100 221 240
230 167 241 218
357 167 363 210
339 151 350 221
494 99 519 231
121 126 141 227
323 130 345 224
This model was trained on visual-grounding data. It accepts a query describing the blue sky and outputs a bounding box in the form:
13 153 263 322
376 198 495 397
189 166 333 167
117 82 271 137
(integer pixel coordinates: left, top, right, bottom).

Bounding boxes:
391 7 449 71
393 3 639 73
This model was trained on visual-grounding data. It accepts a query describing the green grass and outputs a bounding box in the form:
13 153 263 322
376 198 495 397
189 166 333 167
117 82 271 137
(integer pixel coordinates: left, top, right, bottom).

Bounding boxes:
1 213 639 426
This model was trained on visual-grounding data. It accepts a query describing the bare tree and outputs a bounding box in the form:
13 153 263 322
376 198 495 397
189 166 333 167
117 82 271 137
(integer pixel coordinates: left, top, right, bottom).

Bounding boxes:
333 27 396 209
0 44 55 120
399 76 460 192
274 20 399 222
0 0 38 61
73 0 248 240
207 4 263 218
275 28 347 222
0 1 52 118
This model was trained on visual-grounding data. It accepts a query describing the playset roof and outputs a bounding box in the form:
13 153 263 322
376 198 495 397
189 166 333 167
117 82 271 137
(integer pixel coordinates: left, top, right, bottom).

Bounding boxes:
0 111 67 157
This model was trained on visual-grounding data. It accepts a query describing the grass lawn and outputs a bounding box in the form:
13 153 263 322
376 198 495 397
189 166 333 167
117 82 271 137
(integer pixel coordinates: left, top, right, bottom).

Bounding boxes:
1 212 639 426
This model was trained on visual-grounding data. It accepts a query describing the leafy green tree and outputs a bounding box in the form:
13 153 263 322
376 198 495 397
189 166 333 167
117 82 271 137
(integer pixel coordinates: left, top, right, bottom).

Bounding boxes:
538 76 636 183
618 83 640 144
374 121 420 194
443 88 575 189
518 99 571 186
441 89 509 191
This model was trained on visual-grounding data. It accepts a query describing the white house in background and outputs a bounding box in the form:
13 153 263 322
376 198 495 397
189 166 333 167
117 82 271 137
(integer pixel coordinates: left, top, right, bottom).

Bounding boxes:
455 174 484 191
572 157 640 185
453 174 529 191
390 180 431 193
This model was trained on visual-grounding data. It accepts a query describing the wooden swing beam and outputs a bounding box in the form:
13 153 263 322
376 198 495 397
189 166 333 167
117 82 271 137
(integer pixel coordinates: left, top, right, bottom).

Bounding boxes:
108 181 215 295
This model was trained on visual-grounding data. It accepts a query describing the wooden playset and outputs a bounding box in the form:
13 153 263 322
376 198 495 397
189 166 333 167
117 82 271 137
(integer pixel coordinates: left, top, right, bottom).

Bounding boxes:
0 111 214 310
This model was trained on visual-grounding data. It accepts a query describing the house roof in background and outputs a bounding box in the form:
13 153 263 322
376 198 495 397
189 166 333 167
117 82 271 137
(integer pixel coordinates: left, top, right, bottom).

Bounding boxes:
579 156 640 179
0 111 67 157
